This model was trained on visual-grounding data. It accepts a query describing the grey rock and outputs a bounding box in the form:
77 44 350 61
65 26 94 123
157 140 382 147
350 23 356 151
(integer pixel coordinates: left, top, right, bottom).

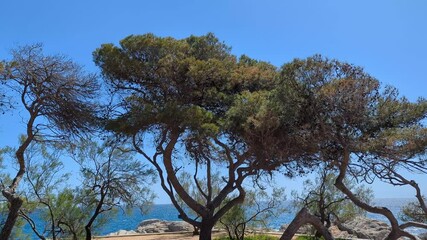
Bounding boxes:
341 216 390 240
279 217 392 239
136 219 193 233
167 221 193 232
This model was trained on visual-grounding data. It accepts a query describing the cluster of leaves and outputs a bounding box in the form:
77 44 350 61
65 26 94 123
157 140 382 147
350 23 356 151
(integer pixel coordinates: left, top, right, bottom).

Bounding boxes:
95 33 278 160
218 187 286 240
400 198 427 223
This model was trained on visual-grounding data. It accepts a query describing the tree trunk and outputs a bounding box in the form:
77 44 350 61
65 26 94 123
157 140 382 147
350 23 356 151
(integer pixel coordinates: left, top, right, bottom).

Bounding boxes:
199 221 214 240
280 207 333 240
0 191 23 240
1 120 34 240
85 189 106 240
85 226 92 240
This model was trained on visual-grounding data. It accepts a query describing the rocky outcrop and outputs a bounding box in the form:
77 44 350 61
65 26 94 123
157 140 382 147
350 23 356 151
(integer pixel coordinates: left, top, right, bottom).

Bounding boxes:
280 223 357 239
339 216 390 240
280 217 393 240
136 219 193 233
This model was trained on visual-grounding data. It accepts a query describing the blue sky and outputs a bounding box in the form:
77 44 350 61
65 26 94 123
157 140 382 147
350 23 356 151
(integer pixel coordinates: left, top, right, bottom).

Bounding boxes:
1 0 426 203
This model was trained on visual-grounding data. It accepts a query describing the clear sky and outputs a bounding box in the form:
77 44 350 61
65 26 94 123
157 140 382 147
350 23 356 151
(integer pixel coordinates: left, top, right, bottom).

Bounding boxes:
1 0 426 203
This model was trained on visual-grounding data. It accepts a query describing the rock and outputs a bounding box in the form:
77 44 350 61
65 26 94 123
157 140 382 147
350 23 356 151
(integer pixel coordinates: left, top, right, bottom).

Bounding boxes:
136 219 193 233
298 224 315 234
328 225 356 239
167 221 193 232
137 219 166 233
340 216 390 240
107 229 137 236
139 219 163 226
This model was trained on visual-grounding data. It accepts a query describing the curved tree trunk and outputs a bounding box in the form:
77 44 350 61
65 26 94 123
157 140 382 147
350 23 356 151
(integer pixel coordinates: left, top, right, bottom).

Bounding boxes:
1 144 29 240
1 116 35 240
85 192 106 240
334 150 417 240
280 207 333 240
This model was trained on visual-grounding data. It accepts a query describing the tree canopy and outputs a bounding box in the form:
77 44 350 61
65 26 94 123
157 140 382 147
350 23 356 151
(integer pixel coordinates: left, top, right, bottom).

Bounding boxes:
272 55 427 240
94 33 290 240
0 34 426 240
0 44 99 239
94 35 427 240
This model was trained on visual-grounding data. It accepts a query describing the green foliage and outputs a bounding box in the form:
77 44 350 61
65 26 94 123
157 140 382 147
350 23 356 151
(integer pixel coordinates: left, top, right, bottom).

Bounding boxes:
218 187 286 240
51 188 87 239
399 198 427 223
95 33 281 240
95 33 277 146
177 171 223 210
219 203 246 239
95 36 427 240
272 55 427 163
95 33 235 127
20 141 75 239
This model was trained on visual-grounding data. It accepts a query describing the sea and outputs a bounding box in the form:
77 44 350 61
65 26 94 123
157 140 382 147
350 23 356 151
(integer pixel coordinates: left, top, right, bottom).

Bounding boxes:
20 198 426 238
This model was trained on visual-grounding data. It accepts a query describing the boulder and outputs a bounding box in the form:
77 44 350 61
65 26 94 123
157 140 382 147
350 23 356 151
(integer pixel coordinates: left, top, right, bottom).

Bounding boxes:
136 219 193 233
167 221 194 232
340 216 390 240
328 225 356 239
137 219 168 233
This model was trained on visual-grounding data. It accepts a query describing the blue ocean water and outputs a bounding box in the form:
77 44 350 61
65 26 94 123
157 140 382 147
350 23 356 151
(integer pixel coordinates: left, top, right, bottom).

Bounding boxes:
21 198 426 238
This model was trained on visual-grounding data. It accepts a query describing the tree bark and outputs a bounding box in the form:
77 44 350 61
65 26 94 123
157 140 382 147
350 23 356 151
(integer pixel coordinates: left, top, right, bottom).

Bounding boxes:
0 191 23 240
199 220 214 240
280 207 333 240
400 221 427 230
85 226 92 240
